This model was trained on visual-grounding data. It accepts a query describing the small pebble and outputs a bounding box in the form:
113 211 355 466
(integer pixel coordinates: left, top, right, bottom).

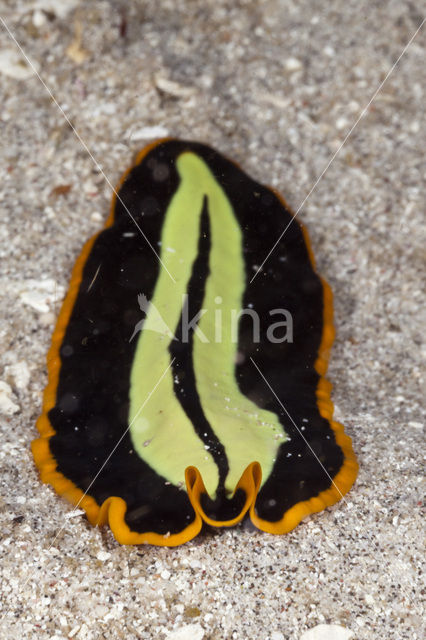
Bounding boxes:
32 9 47 28
284 57 303 72
336 117 349 131
39 312 56 326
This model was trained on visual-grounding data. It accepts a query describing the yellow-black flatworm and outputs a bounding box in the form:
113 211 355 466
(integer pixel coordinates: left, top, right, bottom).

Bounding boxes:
33 139 358 546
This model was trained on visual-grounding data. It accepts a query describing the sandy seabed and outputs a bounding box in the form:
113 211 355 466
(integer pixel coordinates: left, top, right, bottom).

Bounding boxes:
0 1 424 639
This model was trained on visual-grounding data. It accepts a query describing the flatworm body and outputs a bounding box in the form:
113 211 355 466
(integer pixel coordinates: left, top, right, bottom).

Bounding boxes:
33 139 358 546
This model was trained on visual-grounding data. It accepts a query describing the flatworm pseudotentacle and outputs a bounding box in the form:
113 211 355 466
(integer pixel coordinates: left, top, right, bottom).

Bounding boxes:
32 139 358 546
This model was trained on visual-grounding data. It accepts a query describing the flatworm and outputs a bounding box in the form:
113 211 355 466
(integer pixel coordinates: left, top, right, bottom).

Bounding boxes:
33 139 358 546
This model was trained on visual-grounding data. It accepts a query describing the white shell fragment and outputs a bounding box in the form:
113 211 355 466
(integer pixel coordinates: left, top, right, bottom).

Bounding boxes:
0 49 37 80
166 624 204 640
0 381 20 415
19 278 64 313
129 125 170 141
31 0 79 20
300 624 354 640
5 361 30 391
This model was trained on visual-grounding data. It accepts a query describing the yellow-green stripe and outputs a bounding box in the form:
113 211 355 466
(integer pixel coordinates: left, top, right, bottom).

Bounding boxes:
129 152 287 498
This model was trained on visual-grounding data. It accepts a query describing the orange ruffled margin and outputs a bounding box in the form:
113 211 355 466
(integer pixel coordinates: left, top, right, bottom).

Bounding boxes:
32 139 359 546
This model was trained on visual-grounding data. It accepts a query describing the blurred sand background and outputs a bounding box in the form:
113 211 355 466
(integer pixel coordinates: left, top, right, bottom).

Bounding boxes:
0 1 424 639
